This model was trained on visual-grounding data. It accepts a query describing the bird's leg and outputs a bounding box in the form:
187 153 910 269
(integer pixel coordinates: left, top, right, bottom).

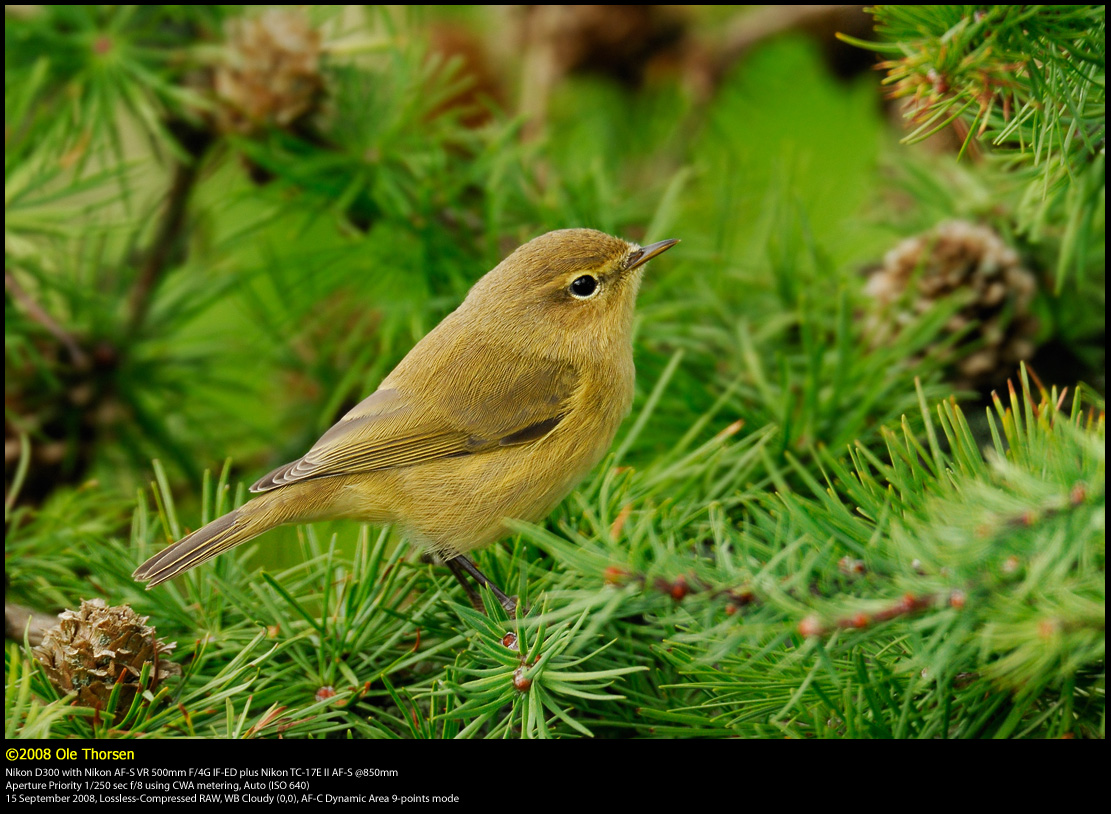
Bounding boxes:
444 557 485 613
448 555 518 616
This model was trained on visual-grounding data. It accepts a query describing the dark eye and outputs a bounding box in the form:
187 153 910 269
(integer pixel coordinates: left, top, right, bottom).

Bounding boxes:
569 275 598 298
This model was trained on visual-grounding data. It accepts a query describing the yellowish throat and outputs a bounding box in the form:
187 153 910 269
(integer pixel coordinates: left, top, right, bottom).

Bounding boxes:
134 228 678 610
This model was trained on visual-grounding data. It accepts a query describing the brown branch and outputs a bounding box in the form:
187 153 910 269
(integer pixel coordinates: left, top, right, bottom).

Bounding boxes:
127 159 200 334
798 590 965 637
5 601 58 646
603 565 757 612
5 270 89 369
719 5 864 66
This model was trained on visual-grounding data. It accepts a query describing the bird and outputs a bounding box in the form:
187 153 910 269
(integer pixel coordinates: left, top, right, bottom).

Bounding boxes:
133 228 678 612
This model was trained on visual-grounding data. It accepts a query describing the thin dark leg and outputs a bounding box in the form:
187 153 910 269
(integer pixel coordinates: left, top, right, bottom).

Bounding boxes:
451 555 518 615
445 557 485 613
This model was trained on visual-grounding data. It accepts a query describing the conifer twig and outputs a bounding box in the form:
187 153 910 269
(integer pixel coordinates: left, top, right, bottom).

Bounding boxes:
127 160 200 334
4 270 89 369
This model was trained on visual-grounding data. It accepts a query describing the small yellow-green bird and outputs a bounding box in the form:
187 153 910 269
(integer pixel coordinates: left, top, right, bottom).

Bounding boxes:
134 228 678 611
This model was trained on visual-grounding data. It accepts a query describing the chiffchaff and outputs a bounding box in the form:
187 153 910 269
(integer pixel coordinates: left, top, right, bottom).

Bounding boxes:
134 228 678 611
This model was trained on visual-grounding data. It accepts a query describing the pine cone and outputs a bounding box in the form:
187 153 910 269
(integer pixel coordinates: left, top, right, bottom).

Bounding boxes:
213 9 324 135
864 220 1039 390
33 599 180 721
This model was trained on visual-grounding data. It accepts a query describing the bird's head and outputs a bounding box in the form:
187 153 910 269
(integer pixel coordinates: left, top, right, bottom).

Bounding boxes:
464 228 678 363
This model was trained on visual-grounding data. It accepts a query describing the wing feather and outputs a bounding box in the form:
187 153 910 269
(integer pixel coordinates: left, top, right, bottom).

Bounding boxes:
251 341 577 493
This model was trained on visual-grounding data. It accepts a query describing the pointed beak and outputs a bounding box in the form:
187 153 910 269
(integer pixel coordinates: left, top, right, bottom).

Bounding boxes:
627 238 679 271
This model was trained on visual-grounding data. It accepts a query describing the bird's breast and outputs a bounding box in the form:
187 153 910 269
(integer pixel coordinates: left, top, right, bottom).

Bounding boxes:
384 351 635 555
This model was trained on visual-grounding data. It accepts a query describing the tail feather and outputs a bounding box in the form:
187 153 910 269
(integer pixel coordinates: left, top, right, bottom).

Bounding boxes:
134 476 371 588
133 506 266 587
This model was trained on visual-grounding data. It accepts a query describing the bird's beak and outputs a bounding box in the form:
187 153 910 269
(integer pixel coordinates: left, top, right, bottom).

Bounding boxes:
627 238 679 271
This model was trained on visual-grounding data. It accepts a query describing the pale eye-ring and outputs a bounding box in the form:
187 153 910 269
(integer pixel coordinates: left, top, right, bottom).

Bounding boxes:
569 275 598 299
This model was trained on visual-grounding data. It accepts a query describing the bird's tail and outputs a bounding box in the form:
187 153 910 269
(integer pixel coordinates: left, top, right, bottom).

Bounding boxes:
133 496 286 587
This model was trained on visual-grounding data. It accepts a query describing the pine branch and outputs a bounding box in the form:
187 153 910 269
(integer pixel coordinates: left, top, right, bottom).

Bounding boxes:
126 159 200 335
4 271 89 369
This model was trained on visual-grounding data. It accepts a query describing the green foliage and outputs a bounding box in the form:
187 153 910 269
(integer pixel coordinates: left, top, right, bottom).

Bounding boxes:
846 4 1106 287
8 369 1102 739
4 5 224 161
5 5 1104 739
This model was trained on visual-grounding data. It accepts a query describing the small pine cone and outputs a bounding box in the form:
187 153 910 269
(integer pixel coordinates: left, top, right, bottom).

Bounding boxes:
213 9 324 135
864 220 1039 390
33 599 180 722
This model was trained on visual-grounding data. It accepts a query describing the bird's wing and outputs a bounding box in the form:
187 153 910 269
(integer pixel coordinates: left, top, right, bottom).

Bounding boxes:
250 342 576 492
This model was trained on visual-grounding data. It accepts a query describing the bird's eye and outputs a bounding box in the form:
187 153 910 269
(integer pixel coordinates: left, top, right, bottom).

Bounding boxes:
569 275 598 299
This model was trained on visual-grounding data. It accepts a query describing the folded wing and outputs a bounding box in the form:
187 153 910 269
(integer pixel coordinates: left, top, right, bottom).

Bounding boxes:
251 341 577 492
